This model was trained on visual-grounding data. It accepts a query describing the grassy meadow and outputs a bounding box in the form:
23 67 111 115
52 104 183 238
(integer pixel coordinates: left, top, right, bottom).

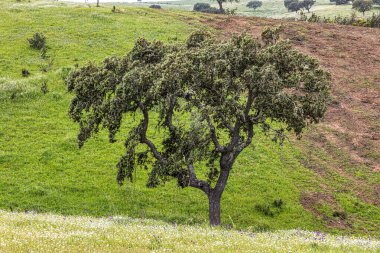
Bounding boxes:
1 211 379 252
0 0 379 246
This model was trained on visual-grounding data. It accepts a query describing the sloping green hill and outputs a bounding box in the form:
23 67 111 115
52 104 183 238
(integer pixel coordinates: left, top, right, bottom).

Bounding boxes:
0 0 379 237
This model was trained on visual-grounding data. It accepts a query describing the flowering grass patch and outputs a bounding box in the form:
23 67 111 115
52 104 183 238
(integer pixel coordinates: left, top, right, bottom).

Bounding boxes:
0 211 379 253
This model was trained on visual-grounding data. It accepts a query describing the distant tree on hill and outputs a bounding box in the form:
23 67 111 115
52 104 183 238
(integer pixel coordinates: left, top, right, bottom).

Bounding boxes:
284 0 295 8
246 0 263 10
285 0 315 12
66 30 331 226
284 0 300 12
194 2 212 11
353 0 373 15
330 0 350 4
301 0 316 12
194 3 221 13
149 4 161 9
212 0 239 13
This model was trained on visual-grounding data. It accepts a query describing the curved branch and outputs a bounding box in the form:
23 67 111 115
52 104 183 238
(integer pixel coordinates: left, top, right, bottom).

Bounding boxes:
205 115 226 153
187 164 211 194
218 112 234 133
165 96 177 134
139 103 165 163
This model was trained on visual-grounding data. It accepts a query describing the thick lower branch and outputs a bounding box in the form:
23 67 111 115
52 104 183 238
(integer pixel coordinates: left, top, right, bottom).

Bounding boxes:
187 165 210 194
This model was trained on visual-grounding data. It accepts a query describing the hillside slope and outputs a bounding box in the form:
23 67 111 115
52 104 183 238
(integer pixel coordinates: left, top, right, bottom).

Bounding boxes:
0 0 379 236
203 16 380 231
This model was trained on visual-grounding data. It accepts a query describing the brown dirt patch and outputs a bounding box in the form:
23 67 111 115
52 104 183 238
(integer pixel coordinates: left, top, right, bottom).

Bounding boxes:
300 192 349 229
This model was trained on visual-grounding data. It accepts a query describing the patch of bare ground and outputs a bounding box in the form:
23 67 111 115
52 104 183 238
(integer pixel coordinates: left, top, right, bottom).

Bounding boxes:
202 16 380 210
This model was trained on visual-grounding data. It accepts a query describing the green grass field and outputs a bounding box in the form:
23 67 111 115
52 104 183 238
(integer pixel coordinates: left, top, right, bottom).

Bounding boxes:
1 211 379 252
0 0 379 241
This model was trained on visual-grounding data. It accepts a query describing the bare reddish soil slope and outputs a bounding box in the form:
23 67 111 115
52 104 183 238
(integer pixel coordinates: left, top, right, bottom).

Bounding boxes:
203 16 380 228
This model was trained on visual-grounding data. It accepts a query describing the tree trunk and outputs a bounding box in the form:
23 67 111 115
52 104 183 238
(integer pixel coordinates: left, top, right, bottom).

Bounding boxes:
217 1 224 13
207 165 231 226
96 0 99 7
208 191 222 226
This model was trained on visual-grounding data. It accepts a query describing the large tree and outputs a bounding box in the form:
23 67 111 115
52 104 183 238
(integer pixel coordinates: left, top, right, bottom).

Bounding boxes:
66 30 331 226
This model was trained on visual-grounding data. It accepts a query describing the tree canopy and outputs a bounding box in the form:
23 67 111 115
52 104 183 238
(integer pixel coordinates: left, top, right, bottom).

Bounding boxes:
285 0 315 12
246 1 263 10
66 30 331 226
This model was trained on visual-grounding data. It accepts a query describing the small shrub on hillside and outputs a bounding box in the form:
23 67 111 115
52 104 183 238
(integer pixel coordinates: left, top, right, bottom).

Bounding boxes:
300 11 380 28
21 69 30 77
332 210 347 220
255 204 274 217
273 199 284 208
27 33 46 50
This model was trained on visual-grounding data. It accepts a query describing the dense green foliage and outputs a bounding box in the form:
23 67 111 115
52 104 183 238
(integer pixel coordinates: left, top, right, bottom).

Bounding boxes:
285 0 316 12
27 32 46 50
66 29 331 225
193 3 221 13
246 1 263 10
